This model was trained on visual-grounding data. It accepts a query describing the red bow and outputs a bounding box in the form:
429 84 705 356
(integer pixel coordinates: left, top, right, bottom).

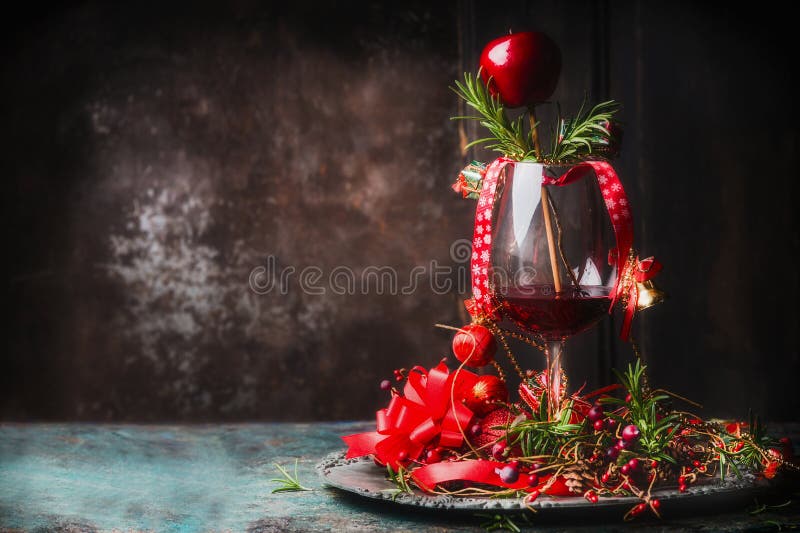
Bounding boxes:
342 363 478 469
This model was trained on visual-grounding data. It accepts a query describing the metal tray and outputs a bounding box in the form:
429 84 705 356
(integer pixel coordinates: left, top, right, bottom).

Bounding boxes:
317 450 767 515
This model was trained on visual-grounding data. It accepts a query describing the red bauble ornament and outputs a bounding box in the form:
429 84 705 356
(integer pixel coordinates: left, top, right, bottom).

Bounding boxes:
470 407 514 449
452 324 497 367
479 31 561 108
462 375 508 416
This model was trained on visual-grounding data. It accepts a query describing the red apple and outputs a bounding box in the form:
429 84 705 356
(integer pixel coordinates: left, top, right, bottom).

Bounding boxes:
479 31 561 108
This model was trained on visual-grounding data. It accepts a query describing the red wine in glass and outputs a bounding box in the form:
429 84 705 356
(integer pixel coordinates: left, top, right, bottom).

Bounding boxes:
500 286 611 340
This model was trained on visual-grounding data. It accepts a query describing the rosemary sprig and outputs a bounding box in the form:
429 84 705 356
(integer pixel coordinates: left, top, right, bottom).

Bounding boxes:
507 389 583 457
451 71 621 163
550 99 620 162
451 71 536 161
476 513 524 532
602 360 680 464
383 464 414 500
716 410 778 479
270 459 312 493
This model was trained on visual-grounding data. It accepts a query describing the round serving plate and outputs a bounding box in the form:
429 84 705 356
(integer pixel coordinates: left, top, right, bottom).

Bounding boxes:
317 450 768 516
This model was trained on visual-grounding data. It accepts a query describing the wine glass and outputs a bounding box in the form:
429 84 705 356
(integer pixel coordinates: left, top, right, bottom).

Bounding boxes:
490 162 617 418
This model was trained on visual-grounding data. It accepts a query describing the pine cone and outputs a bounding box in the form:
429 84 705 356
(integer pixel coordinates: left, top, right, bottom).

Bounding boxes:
659 443 686 481
561 461 597 494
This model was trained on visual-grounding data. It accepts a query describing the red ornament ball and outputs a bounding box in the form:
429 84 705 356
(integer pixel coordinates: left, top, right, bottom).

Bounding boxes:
462 375 508 416
479 31 562 108
452 324 497 367
471 407 514 449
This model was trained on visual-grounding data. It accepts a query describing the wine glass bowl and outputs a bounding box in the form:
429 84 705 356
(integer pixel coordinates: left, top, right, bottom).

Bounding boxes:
488 162 618 415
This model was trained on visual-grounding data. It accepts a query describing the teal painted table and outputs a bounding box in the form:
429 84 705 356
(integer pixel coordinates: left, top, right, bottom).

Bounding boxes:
1 422 798 532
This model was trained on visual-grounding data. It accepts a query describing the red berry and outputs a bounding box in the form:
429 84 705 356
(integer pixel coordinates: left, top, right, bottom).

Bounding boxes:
478 31 562 107
627 458 639 470
452 324 496 367
606 447 620 459
651 460 659 468
625 393 633 403
622 424 640 441
587 406 604 422
679 483 687 492
397 450 408 462
651 498 661 510
616 439 628 450
632 503 647 516
527 489 540 501
692 460 701 468
593 419 605 431
499 465 519 484
584 490 599 503
620 464 630 475
491 441 507 460
678 475 686 484
470 423 482 436
379 379 391 391
606 418 618 428
527 473 539 486
601 472 610 483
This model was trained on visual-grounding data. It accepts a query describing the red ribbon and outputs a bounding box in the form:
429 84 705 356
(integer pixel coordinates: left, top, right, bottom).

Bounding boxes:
412 459 573 496
342 362 478 469
467 159 650 340
468 157 513 319
618 255 663 340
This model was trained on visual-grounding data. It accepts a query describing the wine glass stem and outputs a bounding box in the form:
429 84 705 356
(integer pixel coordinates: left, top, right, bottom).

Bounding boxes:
546 339 565 420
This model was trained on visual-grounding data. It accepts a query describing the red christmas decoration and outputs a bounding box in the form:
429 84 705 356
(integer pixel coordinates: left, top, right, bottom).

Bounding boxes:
470 406 514 449
461 375 508 416
342 362 478 470
452 324 497 367
330 29 798 521
479 31 561 108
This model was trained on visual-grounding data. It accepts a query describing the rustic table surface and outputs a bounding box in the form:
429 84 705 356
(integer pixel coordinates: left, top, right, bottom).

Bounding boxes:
1 422 798 532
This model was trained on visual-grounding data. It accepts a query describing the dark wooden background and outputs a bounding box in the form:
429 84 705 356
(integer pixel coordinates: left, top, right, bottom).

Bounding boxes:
3 1 797 422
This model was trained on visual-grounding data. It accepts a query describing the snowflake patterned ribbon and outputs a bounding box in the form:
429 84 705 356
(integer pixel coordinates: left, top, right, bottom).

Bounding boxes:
467 159 650 340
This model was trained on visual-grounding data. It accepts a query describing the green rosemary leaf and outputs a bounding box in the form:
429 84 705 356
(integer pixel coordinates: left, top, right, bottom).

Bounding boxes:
270 459 312 493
